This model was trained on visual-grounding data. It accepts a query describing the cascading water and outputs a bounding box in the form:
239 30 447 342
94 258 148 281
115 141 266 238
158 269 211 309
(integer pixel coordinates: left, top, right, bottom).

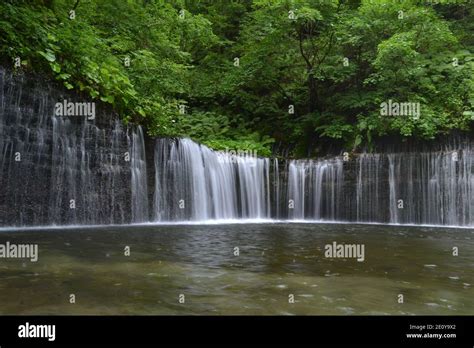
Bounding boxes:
286 159 344 220
356 154 384 222
0 68 148 226
153 138 271 221
152 138 472 227
48 117 131 225
130 125 149 223
0 67 472 227
386 146 473 226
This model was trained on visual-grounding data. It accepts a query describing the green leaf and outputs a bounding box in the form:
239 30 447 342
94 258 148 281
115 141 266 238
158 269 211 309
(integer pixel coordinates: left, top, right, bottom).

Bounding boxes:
50 62 61 73
38 50 55 62
58 73 71 80
100 95 115 104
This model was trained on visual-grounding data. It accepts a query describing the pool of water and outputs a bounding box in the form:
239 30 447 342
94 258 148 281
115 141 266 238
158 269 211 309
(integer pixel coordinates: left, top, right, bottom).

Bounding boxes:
0 223 472 315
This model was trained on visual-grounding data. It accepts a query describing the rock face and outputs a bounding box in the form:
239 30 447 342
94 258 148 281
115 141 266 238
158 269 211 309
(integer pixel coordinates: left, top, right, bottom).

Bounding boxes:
0 68 147 226
0 67 473 227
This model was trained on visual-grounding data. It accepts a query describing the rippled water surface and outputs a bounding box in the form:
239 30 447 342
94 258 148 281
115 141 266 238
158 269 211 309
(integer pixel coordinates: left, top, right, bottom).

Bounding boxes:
0 223 472 314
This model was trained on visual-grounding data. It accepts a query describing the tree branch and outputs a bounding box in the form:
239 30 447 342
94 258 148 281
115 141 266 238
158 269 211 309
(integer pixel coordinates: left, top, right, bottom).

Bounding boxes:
312 1 343 69
298 28 312 70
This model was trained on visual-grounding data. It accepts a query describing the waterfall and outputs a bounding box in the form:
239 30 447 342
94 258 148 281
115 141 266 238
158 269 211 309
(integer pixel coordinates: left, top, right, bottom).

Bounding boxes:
287 161 306 219
0 70 51 226
151 138 472 227
0 67 472 228
356 154 383 222
0 68 149 226
388 154 399 223
131 125 149 222
385 147 473 226
45 116 149 225
153 138 271 221
48 117 131 225
272 158 280 218
286 159 344 220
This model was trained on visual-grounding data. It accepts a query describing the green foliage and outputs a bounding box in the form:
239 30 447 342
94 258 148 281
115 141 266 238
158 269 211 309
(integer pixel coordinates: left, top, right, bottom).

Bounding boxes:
203 135 274 158
174 110 274 156
0 0 472 156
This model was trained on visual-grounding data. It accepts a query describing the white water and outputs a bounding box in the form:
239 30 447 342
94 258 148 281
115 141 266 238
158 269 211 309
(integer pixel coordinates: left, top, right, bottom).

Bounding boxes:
131 126 149 222
0 65 147 226
154 138 271 221
0 64 472 228
154 138 473 227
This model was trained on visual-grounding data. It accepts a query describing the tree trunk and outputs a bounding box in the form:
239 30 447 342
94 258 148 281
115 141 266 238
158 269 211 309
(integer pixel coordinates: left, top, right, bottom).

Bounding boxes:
308 71 318 113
